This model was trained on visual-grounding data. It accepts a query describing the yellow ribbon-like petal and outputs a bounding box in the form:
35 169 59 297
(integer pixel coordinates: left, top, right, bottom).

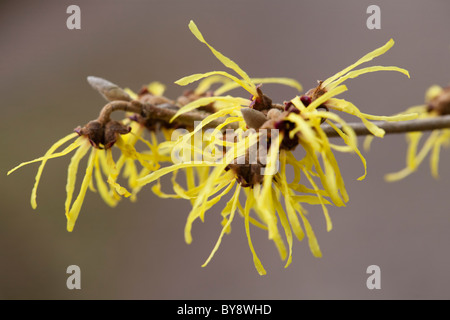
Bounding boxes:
188 20 257 96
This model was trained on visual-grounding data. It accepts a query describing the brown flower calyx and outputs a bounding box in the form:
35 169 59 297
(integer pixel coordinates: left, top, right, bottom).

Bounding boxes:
304 80 327 101
271 113 300 151
303 82 330 113
249 86 275 112
226 154 266 188
74 120 131 149
220 128 270 188
241 81 332 152
428 86 450 116
241 106 300 151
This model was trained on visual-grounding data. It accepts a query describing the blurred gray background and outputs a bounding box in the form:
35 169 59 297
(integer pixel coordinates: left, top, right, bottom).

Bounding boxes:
1 0 450 299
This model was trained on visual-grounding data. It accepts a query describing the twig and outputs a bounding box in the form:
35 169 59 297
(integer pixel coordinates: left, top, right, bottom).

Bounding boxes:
322 115 450 137
97 101 143 123
97 100 239 129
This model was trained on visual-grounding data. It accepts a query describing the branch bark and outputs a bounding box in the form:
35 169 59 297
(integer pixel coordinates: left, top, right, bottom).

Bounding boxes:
96 98 450 137
96 100 239 129
322 115 450 137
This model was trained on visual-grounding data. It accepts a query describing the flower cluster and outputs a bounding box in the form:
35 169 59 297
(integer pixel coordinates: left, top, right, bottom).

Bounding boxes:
382 85 450 181
8 20 416 274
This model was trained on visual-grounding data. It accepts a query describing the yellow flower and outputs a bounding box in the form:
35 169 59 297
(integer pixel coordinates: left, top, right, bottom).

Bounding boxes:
7 116 157 231
125 79 221 201
8 133 100 231
136 21 415 274
170 20 303 126
302 38 415 138
385 85 450 181
138 128 272 273
8 19 420 276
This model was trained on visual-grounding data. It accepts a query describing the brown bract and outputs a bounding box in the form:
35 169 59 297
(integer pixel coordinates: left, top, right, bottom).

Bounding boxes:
305 81 327 101
428 86 450 115
75 120 131 149
249 87 276 113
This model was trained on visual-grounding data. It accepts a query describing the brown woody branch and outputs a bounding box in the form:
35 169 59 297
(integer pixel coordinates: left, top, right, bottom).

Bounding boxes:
322 115 450 137
96 100 239 129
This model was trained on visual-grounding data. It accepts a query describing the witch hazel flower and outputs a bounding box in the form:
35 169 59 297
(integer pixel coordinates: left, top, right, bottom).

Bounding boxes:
135 21 416 274
7 77 172 231
383 85 450 181
10 20 432 275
